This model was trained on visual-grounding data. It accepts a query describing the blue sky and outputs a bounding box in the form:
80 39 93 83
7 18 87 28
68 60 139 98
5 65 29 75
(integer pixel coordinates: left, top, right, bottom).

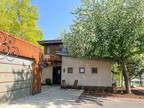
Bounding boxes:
30 0 81 40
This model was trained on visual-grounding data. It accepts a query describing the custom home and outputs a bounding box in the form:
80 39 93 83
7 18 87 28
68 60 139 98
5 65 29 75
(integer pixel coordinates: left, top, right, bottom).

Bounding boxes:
0 32 113 103
38 39 113 88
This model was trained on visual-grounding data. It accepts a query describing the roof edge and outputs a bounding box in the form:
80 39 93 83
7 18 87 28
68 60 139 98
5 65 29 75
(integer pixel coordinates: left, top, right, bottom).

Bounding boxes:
58 53 114 62
38 39 62 45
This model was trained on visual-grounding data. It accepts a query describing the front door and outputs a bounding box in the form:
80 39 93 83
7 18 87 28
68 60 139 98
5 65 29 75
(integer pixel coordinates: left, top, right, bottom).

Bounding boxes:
53 66 61 84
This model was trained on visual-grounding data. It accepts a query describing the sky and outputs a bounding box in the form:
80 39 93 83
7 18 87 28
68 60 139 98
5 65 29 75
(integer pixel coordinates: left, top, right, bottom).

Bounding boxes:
30 0 81 40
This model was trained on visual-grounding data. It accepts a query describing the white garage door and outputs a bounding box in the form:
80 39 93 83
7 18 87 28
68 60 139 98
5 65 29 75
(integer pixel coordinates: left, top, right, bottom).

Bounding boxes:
0 54 33 103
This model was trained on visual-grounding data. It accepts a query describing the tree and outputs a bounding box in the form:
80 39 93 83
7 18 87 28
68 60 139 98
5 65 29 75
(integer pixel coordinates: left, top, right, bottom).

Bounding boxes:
0 0 42 45
127 55 144 86
62 0 144 93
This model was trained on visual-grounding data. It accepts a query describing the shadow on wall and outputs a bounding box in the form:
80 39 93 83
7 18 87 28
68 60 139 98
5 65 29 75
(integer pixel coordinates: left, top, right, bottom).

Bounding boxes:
0 63 33 103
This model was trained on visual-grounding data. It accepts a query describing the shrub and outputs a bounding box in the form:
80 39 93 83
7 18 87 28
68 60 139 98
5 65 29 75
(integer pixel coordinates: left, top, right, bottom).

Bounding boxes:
45 79 51 85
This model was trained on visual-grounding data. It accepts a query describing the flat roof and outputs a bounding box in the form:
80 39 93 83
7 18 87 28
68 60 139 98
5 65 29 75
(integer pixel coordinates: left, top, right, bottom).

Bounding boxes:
38 39 62 46
57 53 114 62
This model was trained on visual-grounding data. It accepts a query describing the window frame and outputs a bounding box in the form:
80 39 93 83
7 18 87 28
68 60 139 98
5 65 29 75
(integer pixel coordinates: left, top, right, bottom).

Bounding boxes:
91 67 98 74
44 46 50 54
79 67 85 73
67 67 73 73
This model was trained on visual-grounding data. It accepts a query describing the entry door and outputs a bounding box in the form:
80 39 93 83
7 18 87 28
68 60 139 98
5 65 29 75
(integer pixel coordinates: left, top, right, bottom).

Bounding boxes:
53 66 61 84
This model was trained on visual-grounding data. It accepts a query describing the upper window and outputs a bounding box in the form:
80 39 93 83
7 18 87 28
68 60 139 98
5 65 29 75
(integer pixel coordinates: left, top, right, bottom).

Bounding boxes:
68 67 73 73
79 67 85 73
45 46 50 54
91 67 98 74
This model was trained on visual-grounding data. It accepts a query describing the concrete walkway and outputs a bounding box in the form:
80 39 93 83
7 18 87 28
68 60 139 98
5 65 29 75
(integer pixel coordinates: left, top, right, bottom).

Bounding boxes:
0 86 144 108
0 86 83 108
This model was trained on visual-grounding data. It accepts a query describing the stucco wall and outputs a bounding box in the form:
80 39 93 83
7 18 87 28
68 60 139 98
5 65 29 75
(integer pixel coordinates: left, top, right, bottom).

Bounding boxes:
62 56 113 87
41 67 52 84
0 54 33 103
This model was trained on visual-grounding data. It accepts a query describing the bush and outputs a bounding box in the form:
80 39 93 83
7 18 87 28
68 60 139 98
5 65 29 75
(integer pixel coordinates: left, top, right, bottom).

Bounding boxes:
112 82 117 87
45 79 51 85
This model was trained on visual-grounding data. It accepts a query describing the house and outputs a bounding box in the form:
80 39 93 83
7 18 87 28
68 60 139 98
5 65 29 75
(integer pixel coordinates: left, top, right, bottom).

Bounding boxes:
38 39 62 85
38 39 113 90
62 56 113 88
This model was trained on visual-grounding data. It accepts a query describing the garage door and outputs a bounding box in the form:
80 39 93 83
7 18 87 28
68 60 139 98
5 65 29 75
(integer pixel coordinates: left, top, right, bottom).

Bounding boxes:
0 54 33 103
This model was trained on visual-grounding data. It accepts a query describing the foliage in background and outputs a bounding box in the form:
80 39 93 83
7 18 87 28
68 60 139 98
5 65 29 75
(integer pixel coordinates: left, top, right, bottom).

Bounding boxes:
112 64 122 87
112 55 144 87
62 0 144 93
0 0 42 45
127 55 144 85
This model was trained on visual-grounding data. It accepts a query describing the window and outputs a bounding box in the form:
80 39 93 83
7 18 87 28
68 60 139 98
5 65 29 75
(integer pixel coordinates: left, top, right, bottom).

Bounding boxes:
45 46 50 54
91 67 98 73
68 67 73 73
61 48 68 53
79 67 85 73
46 47 50 54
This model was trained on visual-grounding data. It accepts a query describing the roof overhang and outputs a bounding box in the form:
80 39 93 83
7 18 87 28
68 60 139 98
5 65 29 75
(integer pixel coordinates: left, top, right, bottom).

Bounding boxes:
38 39 62 46
58 53 114 62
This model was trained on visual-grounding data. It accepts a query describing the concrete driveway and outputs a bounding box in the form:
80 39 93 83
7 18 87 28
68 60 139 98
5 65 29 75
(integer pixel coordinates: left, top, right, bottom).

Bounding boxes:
75 95 144 108
0 86 144 108
0 86 83 108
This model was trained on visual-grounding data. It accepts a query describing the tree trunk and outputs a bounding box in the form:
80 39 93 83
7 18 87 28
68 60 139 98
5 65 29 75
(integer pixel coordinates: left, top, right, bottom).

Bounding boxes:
121 73 124 87
139 74 143 86
121 61 131 94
